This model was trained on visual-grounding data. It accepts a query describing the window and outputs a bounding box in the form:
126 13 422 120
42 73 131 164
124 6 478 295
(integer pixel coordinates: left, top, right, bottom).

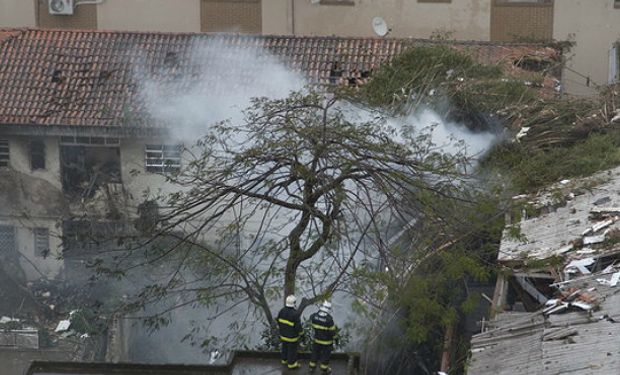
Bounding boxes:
0 225 16 254
30 140 46 170
0 140 9 167
611 43 620 84
145 144 182 173
33 228 50 258
616 0 620 9
318 0 355 5
60 136 120 146
494 0 552 4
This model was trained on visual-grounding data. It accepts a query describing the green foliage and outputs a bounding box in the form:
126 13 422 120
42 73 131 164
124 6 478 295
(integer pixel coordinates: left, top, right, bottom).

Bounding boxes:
360 45 503 110
397 249 491 345
482 130 620 193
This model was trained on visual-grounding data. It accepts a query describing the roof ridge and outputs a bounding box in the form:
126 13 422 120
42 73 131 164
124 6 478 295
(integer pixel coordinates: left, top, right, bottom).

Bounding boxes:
11 27 554 48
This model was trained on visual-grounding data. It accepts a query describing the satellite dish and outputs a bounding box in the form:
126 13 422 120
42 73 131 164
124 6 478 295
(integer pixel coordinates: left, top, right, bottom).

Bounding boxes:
372 17 389 37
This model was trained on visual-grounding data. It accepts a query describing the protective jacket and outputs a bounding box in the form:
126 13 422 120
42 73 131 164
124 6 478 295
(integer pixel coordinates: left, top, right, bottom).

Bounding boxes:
277 306 303 342
310 311 336 345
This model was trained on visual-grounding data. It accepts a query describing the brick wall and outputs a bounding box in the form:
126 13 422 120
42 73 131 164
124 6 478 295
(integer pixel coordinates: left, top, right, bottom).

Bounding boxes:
200 0 261 33
36 0 97 29
491 1 553 42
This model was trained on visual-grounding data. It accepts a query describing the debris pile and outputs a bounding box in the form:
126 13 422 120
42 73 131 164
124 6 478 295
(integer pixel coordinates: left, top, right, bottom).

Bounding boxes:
468 166 620 375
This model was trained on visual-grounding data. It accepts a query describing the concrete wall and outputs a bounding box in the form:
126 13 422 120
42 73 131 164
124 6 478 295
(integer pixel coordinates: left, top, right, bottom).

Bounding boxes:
554 0 620 97
9 136 62 191
1 0 490 40
0 0 36 27
265 0 491 40
97 0 201 32
0 134 182 281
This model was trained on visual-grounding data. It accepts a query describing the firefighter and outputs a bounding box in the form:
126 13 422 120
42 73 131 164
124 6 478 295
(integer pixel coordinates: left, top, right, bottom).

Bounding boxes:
277 294 303 370
309 301 337 373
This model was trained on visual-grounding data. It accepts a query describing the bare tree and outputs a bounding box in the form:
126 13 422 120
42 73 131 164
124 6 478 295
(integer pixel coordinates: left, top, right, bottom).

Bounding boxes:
96 90 476 346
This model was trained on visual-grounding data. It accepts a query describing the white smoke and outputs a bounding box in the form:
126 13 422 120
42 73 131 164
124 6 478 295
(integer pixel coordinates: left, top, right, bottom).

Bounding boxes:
132 36 498 363
140 37 305 142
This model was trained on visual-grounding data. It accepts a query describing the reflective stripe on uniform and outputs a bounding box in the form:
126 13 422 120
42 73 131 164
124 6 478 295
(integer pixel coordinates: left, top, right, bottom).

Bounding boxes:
314 338 333 345
312 323 335 331
278 318 295 327
309 361 317 367
288 361 300 369
280 335 301 343
320 364 330 370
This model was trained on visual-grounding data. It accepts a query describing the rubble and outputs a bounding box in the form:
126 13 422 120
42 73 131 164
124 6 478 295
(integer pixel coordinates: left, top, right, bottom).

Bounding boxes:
469 166 620 374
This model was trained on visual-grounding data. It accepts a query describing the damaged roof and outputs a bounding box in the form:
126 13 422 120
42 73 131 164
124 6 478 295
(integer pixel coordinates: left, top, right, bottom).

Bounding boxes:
469 272 620 375
470 166 620 374
0 28 559 128
499 166 620 264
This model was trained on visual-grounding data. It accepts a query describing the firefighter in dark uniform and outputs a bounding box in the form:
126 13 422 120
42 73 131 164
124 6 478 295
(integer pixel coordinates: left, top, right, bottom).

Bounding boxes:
277 295 303 370
309 301 337 373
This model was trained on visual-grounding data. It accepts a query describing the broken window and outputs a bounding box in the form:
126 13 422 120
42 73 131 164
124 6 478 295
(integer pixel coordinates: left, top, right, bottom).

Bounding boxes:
33 228 50 258
0 140 9 167
30 139 46 170
145 144 182 173
60 142 122 197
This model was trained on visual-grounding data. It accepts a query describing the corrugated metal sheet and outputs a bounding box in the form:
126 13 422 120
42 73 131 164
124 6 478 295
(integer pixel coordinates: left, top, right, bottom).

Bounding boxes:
499 167 620 262
469 274 620 374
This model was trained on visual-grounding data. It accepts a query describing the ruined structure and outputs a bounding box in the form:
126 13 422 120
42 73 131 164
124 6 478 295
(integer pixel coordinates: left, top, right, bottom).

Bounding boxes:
0 28 560 373
468 167 620 374
0 27 560 282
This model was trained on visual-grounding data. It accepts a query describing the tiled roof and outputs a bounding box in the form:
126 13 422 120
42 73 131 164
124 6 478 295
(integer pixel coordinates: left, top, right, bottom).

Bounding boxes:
0 28 560 128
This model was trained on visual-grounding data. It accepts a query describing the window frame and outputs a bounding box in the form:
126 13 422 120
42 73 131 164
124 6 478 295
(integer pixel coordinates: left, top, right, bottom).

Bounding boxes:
33 227 50 258
493 0 553 6
318 0 355 5
30 139 46 170
145 144 183 173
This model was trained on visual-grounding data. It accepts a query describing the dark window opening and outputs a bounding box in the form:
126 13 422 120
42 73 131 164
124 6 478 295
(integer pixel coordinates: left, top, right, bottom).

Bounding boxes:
514 56 552 72
0 139 9 167
33 228 50 258
145 144 182 173
60 145 121 197
30 139 46 170
51 69 63 84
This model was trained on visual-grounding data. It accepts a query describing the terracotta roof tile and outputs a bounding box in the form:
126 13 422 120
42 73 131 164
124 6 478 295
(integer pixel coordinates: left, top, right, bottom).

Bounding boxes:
0 28 559 128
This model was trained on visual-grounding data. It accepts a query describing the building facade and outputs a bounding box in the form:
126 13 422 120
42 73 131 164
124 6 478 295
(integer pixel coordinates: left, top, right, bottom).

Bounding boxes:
0 28 556 282
0 1 618 96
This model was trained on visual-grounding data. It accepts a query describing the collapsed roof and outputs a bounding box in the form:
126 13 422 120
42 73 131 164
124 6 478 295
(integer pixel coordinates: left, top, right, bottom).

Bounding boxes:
469 166 620 374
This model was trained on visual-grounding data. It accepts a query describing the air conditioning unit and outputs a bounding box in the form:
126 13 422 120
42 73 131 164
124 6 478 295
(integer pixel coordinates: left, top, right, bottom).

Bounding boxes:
48 0 74 15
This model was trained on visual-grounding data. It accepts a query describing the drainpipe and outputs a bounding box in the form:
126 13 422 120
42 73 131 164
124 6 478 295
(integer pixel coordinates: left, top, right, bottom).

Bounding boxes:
289 0 295 35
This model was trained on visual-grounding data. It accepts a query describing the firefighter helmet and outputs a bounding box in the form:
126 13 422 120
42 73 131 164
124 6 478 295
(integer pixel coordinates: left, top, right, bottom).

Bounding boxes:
285 295 297 308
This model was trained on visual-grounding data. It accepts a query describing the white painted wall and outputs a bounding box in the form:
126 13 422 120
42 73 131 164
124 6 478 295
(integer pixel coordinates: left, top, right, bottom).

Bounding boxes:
554 0 620 96
0 0 36 27
264 0 491 40
97 0 201 32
